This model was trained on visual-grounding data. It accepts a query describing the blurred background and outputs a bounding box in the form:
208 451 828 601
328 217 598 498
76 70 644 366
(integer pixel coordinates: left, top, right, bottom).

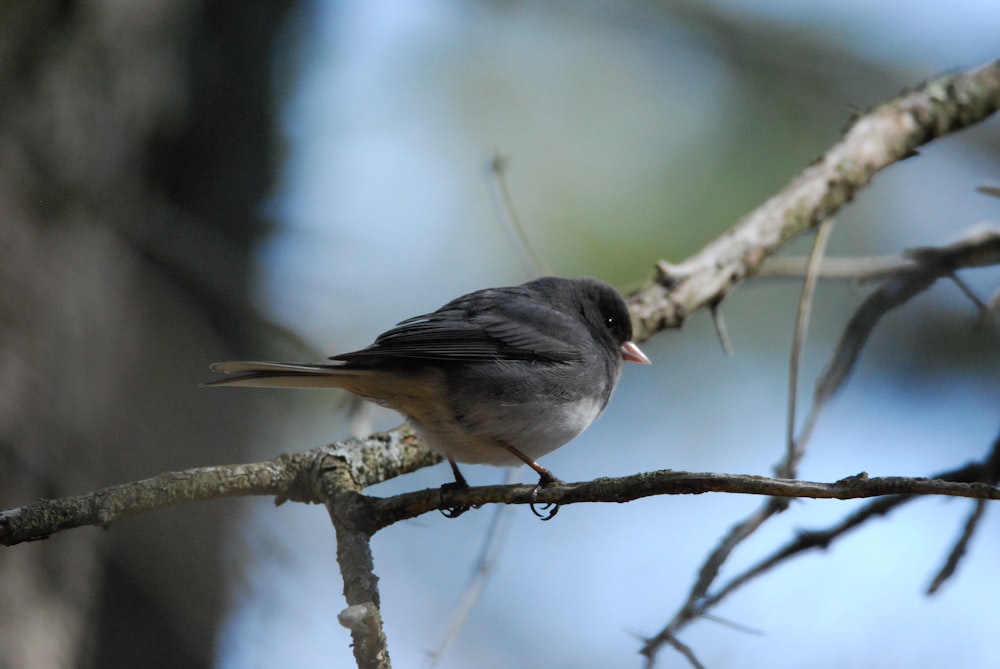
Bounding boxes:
1 2 999 668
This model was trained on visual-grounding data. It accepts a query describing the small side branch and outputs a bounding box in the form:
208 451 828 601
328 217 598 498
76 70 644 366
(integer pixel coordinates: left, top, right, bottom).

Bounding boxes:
639 433 1000 665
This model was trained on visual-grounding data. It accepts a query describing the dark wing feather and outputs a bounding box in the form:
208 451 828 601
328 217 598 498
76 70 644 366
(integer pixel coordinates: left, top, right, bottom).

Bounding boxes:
331 286 584 365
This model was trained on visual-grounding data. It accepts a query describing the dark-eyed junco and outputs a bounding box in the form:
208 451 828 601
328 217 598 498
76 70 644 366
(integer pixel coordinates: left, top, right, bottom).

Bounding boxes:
207 276 649 518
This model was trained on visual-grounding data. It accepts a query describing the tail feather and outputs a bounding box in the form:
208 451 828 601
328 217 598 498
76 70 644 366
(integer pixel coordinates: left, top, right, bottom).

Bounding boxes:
204 361 366 388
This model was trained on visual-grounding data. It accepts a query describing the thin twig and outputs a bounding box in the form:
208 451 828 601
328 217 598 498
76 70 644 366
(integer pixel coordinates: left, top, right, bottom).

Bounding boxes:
782 217 835 479
927 499 988 595
709 300 733 355
757 255 914 280
660 634 706 669
699 613 766 637
490 152 548 277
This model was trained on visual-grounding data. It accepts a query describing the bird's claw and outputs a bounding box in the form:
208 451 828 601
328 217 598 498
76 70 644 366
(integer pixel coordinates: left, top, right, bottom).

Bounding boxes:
529 476 562 521
439 480 477 519
441 504 471 519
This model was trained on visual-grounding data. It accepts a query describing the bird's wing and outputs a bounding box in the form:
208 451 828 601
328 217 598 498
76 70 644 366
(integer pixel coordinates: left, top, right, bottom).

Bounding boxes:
332 286 584 364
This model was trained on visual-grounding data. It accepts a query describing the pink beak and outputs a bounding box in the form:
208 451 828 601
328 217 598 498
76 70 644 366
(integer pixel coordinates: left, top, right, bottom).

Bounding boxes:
620 340 651 364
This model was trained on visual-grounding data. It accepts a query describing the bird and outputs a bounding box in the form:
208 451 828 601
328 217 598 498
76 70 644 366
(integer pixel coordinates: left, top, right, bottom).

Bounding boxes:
206 276 650 518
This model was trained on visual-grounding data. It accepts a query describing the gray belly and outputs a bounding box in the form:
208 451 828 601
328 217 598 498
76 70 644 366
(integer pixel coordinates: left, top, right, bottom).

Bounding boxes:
409 394 604 466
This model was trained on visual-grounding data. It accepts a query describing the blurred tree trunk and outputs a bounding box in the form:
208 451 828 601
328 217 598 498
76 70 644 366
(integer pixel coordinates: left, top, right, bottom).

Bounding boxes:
0 2 289 667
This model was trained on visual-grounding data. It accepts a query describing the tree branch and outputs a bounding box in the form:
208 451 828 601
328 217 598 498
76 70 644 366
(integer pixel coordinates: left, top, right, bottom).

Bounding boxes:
798 226 1000 451
317 449 392 669
5 447 999 547
0 425 437 546
639 430 1000 666
628 58 1000 341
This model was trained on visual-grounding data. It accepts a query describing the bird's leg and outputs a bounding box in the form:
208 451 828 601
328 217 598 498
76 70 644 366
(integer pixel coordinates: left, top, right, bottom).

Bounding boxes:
447 457 470 488
501 443 563 521
440 457 473 519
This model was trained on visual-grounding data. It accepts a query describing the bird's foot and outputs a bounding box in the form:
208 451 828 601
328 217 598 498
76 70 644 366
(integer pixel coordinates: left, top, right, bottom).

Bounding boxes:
439 480 477 519
529 473 563 521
